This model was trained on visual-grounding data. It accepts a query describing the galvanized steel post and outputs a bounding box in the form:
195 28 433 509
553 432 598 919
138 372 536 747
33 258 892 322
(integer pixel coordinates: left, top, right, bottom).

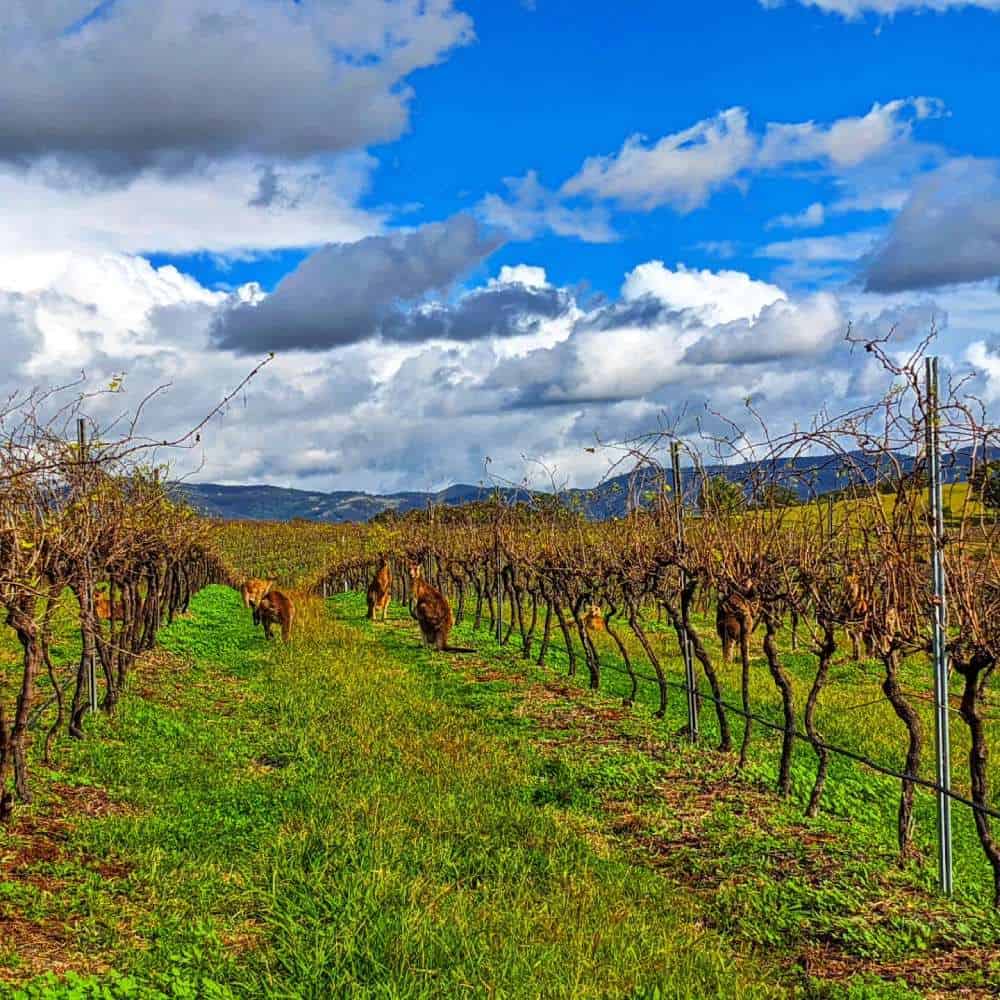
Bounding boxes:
496 538 503 644
926 356 954 897
78 419 98 716
672 442 698 742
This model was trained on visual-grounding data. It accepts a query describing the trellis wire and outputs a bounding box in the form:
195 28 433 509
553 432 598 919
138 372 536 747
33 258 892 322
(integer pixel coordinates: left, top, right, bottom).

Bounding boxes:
521 631 1000 824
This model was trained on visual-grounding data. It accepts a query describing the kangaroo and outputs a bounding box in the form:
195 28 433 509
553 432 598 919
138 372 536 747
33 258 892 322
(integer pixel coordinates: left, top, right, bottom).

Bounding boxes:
583 603 606 632
407 563 475 653
240 578 274 625
367 558 392 621
95 590 125 622
717 590 759 664
257 589 294 642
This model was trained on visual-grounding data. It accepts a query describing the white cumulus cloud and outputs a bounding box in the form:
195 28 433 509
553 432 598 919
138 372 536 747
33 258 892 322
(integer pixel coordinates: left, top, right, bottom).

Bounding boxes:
758 98 945 169
489 99 943 234
561 108 756 212
6 248 993 494
621 262 786 324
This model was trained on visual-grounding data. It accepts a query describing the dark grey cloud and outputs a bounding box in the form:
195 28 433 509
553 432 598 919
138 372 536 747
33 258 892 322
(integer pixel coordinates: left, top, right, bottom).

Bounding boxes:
212 215 506 353
379 283 571 342
0 1 472 175
865 159 1000 292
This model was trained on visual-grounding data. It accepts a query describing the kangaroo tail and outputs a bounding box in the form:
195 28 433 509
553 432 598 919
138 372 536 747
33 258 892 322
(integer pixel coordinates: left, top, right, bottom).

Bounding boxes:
443 645 476 654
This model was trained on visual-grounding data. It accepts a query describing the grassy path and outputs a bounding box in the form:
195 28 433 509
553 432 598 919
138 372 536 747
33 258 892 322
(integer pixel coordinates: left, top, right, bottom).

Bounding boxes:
2 586 783 998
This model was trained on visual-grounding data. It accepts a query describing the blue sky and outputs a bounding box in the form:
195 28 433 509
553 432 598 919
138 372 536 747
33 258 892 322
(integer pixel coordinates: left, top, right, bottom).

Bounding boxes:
155 0 1000 295
4 0 1000 491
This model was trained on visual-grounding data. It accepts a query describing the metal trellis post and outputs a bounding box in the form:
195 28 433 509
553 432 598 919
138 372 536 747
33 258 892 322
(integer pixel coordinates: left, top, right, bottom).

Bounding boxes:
926 356 954 897
672 442 698 742
495 530 503 645
79 418 98 716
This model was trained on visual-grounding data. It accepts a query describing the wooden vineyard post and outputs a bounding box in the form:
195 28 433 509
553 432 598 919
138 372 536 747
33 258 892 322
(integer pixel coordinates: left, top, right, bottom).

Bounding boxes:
926 356 954 897
672 442 698 742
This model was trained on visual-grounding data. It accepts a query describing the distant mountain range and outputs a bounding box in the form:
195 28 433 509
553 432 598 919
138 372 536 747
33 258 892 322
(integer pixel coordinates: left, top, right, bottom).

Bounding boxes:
174 446 986 523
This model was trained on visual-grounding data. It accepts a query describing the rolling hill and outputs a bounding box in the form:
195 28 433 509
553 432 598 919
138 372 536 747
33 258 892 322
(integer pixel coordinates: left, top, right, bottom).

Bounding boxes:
174 445 987 523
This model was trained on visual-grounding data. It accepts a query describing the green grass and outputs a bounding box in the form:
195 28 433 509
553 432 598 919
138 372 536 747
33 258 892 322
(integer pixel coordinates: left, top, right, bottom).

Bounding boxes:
6 580 1000 998
338 591 1000 997
2 586 786 999
436 587 1000 911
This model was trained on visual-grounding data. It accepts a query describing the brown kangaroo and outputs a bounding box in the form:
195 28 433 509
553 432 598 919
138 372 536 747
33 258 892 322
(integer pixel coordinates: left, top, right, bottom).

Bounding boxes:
583 603 606 632
257 589 294 642
717 591 759 664
407 563 474 652
367 559 392 621
241 578 274 625
95 590 125 622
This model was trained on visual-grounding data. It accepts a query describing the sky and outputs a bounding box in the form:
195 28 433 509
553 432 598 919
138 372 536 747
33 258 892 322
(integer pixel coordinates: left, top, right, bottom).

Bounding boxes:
4 0 1000 494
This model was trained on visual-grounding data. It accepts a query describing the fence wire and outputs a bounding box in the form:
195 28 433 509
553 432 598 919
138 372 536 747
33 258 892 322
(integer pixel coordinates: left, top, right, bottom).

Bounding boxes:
444 608 1000 824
